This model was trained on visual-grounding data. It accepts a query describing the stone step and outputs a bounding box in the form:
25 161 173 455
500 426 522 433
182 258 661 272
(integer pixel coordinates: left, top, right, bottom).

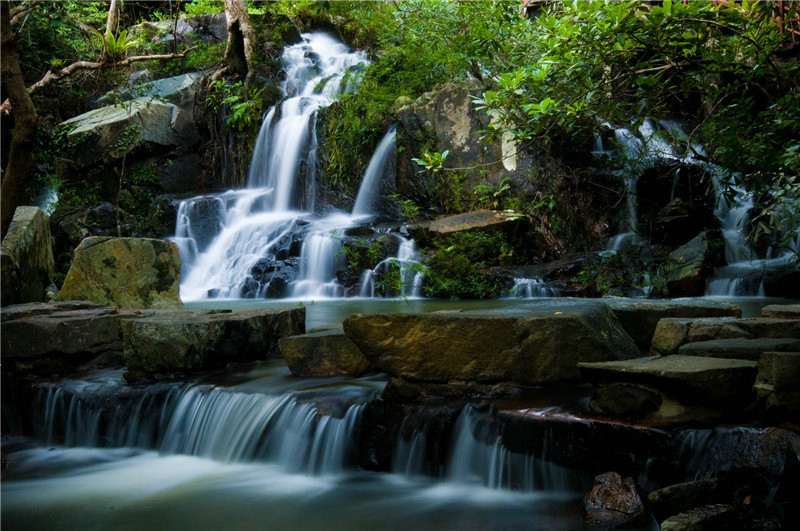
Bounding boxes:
761 304 800 319
578 355 758 408
651 317 800 356
677 337 800 360
278 329 374 377
754 351 800 416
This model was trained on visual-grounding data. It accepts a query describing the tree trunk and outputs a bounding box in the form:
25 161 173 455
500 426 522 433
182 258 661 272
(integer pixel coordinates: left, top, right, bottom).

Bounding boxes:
223 0 257 84
1 2 39 239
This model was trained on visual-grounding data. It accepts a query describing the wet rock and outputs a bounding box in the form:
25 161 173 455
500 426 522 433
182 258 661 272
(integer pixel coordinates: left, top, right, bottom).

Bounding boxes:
583 471 645 528
122 307 305 373
665 231 725 297
278 329 374 377
659 504 736 530
761 304 800 319
678 337 800 360
408 209 532 246
754 351 800 416
578 355 758 409
57 237 182 309
648 479 722 523
1 207 55 306
344 301 639 397
651 317 800 356
600 297 741 351
588 383 662 420
1 305 133 376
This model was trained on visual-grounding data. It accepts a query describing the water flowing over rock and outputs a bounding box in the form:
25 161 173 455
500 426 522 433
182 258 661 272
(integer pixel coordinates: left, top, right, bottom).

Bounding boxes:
343 300 639 397
1 206 54 306
57 237 182 309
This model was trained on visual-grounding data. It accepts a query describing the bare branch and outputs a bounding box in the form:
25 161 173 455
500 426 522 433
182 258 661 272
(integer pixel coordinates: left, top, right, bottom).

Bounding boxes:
9 0 42 26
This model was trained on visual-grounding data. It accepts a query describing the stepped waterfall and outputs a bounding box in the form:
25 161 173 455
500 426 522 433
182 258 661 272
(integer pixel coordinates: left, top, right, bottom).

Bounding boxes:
173 34 419 301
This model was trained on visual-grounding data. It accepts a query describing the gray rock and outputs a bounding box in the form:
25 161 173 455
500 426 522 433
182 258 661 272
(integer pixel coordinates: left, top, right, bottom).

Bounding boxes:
108 72 201 108
678 337 800 360
584 471 646 528
278 329 373 377
651 317 800 356
343 300 639 397
600 297 741 350
659 504 736 531
588 383 662 420
57 237 182 309
665 231 725 297
647 479 722 523
122 307 305 373
60 97 199 168
1 207 54 306
754 351 800 416
578 355 758 408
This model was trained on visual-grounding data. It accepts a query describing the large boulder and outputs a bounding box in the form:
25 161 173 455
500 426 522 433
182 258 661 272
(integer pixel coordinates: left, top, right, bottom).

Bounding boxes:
651 317 800 356
665 231 725 297
59 96 199 169
122 307 305 373
343 300 639 397
583 471 646 528
278 329 373 377
600 298 741 350
1 207 55 306
57 237 182 309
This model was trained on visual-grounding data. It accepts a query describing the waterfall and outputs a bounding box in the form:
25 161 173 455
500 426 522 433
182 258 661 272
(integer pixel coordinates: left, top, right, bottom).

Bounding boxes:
358 235 424 299
173 33 368 301
509 277 559 298
30 376 367 475
446 405 579 492
352 125 397 218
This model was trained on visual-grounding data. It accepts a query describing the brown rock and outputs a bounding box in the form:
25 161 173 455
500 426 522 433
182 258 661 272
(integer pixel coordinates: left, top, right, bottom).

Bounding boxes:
584 471 645 527
651 317 800 356
278 329 374 377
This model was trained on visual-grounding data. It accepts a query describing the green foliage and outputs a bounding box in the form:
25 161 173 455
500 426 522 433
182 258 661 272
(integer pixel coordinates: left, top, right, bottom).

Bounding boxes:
473 177 512 210
93 28 141 60
390 194 422 222
209 80 266 134
184 1 225 17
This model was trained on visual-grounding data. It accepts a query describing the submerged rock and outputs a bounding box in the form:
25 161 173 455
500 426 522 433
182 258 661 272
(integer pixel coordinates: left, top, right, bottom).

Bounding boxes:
57 237 182 309
122 307 305 373
344 300 639 398
278 329 374 377
583 471 646 528
1 207 55 306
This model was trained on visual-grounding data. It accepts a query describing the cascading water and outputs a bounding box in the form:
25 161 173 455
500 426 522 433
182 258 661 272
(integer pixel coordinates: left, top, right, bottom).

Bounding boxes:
173 34 421 301
509 277 559 298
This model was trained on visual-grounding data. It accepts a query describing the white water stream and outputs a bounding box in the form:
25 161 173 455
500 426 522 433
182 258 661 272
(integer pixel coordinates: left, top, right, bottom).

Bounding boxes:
173 34 420 302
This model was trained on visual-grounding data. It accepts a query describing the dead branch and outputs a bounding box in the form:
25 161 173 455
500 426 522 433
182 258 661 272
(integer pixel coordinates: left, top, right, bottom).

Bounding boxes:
9 0 42 26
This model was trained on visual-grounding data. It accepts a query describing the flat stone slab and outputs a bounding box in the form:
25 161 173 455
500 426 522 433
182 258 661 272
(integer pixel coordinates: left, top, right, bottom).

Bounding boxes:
762 304 800 319
278 329 373 377
344 300 639 391
598 297 741 350
651 317 800 356
677 337 800 360
123 307 305 373
578 355 758 407
1 300 105 322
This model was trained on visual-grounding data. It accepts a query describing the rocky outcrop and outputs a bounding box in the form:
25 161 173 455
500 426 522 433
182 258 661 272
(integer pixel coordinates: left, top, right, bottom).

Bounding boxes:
408 209 534 245
278 329 374 377
665 231 725 297
60 95 200 169
583 471 646 528
1 207 55 306
344 300 639 398
600 298 741 350
122 307 305 373
650 317 800 356
57 237 182 309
